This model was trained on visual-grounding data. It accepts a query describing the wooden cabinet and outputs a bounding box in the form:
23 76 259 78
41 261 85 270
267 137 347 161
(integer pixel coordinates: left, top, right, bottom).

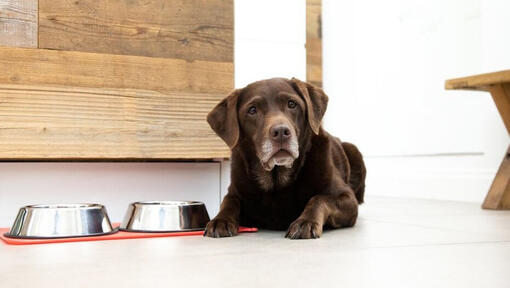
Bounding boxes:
0 0 233 160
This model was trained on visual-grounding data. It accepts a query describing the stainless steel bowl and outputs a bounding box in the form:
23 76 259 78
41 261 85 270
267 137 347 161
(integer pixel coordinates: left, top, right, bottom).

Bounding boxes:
120 201 210 232
5 203 116 239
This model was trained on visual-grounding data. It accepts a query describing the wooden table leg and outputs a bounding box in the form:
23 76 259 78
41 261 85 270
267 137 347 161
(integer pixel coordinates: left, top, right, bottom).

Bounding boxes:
482 84 510 209
490 84 510 133
483 145 510 209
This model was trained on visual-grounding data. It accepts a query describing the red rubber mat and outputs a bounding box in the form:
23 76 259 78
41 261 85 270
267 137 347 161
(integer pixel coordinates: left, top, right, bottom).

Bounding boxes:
0 224 257 245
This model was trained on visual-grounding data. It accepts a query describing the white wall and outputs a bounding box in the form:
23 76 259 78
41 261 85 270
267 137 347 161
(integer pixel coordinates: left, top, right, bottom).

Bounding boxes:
322 0 510 202
0 163 221 227
235 0 306 87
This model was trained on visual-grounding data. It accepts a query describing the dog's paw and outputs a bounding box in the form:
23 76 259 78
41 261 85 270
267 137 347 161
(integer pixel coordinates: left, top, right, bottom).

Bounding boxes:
285 218 322 239
203 217 239 238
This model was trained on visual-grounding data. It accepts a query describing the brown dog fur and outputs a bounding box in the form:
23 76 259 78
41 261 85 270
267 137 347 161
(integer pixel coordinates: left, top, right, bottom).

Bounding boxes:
205 78 366 239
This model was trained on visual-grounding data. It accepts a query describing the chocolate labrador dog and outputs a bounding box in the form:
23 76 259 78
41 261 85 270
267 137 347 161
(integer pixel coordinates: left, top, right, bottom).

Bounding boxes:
205 78 366 239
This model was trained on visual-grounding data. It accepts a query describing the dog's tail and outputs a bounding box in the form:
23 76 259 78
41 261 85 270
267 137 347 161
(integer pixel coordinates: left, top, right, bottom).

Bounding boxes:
342 142 366 204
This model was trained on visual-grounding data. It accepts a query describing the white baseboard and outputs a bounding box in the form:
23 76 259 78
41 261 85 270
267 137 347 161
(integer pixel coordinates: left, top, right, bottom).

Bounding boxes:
220 155 496 204
364 155 496 203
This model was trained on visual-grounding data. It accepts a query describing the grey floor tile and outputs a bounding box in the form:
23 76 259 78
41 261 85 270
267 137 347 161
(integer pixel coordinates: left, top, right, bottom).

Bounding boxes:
1 196 509 288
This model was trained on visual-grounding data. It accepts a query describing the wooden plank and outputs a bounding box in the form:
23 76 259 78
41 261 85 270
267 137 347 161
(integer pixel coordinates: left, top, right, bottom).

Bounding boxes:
0 0 37 47
306 1 321 39
0 83 230 160
445 69 510 91
306 38 322 88
38 0 233 63
0 47 233 94
307 0 321 5
306 0 322 87
0 47 232 160
482 145 510 209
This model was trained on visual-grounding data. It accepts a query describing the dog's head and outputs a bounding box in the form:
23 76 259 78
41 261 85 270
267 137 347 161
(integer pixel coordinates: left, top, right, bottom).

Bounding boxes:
207 78 328 171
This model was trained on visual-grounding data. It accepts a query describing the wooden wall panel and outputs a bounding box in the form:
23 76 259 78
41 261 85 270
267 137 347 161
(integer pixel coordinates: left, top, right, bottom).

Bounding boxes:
0 84 227 160
0 0 37 47
0 47 233 160
38 0 233 63
306 0 322 87
0 47 233 94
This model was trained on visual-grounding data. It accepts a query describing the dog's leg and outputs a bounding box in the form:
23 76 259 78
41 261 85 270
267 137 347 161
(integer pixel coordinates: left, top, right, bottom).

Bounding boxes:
285 191 358 239
204 193 241 238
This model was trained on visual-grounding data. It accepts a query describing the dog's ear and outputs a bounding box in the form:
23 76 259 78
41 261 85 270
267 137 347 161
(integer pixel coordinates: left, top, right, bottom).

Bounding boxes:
207 89 242 148
290 78 329 135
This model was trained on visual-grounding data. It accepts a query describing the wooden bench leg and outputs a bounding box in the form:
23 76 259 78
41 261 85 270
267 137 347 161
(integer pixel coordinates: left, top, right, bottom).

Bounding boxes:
483 145 510 209
483 84 510 209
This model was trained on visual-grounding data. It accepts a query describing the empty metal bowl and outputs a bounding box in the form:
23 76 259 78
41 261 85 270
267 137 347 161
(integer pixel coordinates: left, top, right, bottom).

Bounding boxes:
5 203 116 239
120 201 210 232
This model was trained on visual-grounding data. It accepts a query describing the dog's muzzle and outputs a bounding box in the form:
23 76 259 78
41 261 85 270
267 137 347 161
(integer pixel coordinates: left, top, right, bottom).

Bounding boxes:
259 124 299 171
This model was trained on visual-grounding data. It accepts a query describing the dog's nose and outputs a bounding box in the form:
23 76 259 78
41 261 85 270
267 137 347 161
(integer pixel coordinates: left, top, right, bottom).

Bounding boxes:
270 125 291 142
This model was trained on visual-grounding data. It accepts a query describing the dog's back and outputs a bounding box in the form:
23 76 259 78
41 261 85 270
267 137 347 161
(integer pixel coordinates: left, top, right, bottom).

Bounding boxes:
341 142 366 204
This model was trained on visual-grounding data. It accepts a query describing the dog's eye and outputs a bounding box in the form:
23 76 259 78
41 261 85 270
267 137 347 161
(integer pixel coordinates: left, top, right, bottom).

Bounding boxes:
288 100 297 109
248 106 257 115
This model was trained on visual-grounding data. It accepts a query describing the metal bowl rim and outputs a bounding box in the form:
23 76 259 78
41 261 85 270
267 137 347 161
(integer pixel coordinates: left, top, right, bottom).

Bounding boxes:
3 228 119 239
130 201 205 206
22 203 104 210
118 227 204 233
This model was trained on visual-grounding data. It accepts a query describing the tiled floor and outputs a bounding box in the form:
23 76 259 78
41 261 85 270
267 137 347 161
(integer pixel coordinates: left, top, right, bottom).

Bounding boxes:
1 196 509 288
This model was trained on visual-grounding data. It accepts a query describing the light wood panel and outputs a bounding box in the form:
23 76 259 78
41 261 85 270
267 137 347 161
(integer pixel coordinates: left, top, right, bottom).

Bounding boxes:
0 47 233 94
445 69 510 91
38 0 233 63
306 0 322 87
0 47 233 160
0 84 229 160
0 0 37 47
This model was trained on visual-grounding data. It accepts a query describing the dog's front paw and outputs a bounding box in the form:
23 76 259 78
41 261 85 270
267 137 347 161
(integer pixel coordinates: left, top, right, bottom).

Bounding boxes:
285 218 322 239
204 217 239 238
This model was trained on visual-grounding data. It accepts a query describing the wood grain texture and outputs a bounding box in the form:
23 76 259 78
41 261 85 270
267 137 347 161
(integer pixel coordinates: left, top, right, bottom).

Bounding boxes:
445 69 510 91
0 47 233 94
482 145 510 209
0 47 233 160
0 0 37 47
482 84 510 209
306 0 322 87
38 0 233 63
0 84 229 160
490 84 510 134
